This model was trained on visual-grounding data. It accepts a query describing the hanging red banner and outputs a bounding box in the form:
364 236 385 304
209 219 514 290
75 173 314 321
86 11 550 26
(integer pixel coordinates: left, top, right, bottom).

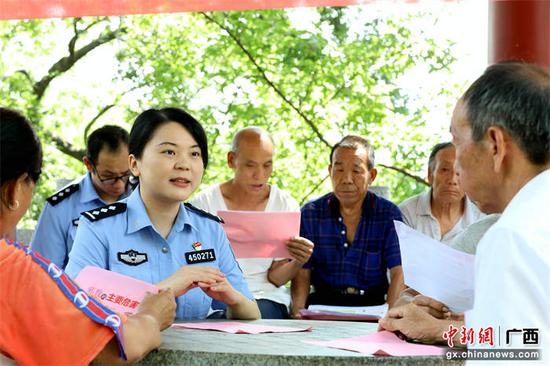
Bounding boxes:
0 0 377 21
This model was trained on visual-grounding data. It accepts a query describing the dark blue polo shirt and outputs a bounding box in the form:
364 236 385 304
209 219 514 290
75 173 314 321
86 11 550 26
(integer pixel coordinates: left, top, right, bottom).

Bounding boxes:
301 191 403 295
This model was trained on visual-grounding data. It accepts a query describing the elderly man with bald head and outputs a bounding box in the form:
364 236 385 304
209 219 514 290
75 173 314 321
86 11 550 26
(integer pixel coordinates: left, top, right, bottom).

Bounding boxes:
191 127 314 319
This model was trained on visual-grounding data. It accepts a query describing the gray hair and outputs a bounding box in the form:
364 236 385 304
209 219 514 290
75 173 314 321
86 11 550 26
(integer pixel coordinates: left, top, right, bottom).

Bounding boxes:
330 135 375 170
428 142 453 172
462 61 550 165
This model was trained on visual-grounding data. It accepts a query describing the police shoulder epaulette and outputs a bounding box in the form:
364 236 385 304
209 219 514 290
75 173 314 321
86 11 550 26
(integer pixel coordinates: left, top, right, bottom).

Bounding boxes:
81 202 127 222
46 183 80 206
184 202 224 224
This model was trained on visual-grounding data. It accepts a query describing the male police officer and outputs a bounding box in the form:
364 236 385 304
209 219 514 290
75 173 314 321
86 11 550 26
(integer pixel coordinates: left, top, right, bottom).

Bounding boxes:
31 125 131 268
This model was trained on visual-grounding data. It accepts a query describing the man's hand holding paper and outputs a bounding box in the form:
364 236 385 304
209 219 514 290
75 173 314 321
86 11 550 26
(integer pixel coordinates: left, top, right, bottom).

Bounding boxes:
285 236 314 264
393 221 475 313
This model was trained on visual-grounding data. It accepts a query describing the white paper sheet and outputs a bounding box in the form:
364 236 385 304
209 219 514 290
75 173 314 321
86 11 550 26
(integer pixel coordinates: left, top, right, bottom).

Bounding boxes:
308 304 388 317
394 220 475 312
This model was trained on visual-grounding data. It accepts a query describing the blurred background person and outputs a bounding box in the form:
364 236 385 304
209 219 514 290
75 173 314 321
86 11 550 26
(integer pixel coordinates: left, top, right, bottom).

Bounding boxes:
31 125 131 268
399 142 484 244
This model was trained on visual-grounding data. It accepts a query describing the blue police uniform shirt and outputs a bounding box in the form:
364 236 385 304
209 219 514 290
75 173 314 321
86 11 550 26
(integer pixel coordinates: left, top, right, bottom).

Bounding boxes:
65 187 254 320
31 173 130 269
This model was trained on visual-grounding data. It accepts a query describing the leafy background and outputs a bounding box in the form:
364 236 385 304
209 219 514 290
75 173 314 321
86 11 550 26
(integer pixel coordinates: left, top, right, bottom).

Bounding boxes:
0 5 485 228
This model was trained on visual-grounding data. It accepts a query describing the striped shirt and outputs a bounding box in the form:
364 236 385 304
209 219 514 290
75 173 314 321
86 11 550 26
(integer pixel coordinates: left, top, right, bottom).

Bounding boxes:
301 191 403 294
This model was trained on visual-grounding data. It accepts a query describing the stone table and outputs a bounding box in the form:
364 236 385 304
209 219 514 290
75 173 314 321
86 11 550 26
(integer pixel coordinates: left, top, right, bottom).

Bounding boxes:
138 319 462 366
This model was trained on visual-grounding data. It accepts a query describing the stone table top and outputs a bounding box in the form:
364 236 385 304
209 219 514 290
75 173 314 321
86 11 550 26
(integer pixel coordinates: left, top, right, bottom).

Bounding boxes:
138 319 462 366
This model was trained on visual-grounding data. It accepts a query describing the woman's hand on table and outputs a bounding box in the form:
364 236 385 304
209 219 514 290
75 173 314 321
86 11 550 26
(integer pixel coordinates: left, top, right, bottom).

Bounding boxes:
157 266 226 297
199 279 261 320
137 288 177 330
197 277 241 306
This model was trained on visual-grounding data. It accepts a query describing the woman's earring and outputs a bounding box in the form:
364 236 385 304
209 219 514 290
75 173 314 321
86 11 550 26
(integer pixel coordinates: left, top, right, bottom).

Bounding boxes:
8 200 20 211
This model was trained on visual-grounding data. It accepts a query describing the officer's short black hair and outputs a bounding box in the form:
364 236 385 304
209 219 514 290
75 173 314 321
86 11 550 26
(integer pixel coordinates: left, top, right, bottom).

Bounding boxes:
129 107 208 169
86 125 129 165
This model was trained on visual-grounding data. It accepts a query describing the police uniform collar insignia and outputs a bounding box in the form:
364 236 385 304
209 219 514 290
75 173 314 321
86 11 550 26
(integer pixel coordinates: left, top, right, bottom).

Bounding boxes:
46 183 79 206
184 202 224 223
82 202 127 222
117 249 148 266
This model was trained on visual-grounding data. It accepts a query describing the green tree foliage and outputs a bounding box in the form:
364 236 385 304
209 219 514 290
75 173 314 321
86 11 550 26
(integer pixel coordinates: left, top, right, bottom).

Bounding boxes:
0 7 457 228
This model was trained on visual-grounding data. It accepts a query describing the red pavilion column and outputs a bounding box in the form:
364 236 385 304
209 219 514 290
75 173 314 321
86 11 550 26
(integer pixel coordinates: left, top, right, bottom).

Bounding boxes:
489 0 550 69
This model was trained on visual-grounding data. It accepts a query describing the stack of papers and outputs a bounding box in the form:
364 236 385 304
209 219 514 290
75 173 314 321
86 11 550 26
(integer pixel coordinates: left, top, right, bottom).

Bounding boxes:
172 322 312 334
299 304 388 321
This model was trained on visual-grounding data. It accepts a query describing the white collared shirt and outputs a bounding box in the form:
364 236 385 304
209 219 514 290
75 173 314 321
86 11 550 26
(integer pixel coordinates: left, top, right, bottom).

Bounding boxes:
465 169 550 365
399 190 484 244
191 183 300 308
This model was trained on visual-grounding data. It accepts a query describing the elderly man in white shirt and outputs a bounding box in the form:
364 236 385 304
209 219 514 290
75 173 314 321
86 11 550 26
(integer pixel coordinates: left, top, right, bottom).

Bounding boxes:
380 62 549 365
399 142 484 244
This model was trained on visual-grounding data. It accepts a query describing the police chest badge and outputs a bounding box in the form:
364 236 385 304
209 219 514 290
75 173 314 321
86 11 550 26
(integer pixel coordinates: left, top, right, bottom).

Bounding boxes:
117 249 148 266
185 242 216 264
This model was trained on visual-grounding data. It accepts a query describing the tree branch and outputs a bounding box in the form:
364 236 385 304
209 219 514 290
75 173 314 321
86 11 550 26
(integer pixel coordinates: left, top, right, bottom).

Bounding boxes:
14 69 34 84
83 104 116 142
81 82 141 143
44 131 85 161
82 17 106 33
68 18 80 56
33 26 125 101
300 174 329 206
328 74 356 103
202 12 429 188
201 12 330 148
378 163 429 186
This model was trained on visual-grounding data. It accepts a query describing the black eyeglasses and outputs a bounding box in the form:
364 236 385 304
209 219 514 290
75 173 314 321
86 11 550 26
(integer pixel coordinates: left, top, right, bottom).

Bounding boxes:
92 164 132 186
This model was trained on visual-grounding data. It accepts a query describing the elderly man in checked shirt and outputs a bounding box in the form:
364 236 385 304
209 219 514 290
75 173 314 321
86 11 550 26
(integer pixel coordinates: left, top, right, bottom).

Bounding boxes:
291 135 405 318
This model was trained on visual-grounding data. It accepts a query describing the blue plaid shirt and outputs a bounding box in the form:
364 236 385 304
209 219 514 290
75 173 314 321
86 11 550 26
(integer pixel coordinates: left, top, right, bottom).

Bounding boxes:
301 191 403 294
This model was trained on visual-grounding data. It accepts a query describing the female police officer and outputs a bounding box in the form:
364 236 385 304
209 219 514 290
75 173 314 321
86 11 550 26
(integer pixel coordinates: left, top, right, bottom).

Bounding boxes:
65 108 260 320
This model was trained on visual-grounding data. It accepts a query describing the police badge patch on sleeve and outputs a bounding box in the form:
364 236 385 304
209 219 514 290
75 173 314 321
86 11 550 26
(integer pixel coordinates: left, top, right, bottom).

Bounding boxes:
117 249 148 266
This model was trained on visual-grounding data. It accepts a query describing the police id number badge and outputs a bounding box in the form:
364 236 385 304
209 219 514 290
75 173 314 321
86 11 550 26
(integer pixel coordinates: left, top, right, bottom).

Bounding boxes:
185 249 216 264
